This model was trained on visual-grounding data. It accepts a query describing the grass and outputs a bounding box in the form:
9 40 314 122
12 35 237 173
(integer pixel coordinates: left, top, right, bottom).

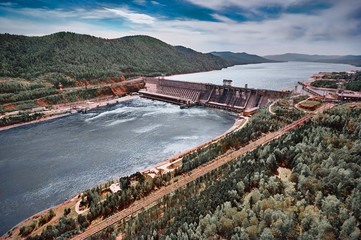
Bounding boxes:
299 100 322 111
293 95 309 104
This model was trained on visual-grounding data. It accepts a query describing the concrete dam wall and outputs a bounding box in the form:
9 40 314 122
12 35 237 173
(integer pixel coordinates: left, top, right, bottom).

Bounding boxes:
139 78 290 112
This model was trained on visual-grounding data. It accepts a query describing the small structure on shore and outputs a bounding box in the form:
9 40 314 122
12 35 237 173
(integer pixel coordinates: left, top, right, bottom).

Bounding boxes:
109 183 121 193
243 107 259 117
223 79 232 87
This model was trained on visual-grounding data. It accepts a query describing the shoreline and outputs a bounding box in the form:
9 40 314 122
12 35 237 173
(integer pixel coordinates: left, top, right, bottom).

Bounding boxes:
2 110 245 238
3 195 80 238
0 95 138 132
142 115 246 175
166 61 284 79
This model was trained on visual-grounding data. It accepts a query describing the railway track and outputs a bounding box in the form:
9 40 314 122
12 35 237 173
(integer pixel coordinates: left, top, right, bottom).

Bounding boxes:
71 104 334 240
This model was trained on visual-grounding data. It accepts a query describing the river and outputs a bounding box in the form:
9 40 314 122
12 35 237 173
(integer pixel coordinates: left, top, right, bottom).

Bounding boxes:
0 98 235 235
168 61 360 90
1 61 360 235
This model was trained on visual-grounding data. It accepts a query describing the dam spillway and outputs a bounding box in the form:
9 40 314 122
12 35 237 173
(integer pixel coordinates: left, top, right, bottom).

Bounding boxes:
139 78 291 112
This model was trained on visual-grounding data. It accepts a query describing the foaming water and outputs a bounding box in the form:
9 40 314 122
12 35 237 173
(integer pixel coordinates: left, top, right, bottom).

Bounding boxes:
106 117 136 126
0 98 235 235
133 124 162 134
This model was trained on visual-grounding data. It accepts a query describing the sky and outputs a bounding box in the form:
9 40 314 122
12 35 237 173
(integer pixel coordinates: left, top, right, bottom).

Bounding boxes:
0 0 360 55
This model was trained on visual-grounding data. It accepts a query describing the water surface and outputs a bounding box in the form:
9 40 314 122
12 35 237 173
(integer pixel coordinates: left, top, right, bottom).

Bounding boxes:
168 62 360 90
0 98 235 235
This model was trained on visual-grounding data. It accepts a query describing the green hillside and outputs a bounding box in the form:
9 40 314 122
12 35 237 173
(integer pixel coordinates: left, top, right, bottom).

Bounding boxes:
0 32 232 80
211 51 276 65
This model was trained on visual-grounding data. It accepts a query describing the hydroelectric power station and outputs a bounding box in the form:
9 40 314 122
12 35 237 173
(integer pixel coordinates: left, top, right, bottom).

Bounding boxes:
139 78 291 113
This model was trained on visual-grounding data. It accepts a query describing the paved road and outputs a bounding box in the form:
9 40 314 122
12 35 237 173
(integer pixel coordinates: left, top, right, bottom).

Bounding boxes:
70 104 334 240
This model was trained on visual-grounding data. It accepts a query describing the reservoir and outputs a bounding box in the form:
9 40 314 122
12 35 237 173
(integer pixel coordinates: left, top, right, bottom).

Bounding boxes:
168 61 360 90
1 61 360 235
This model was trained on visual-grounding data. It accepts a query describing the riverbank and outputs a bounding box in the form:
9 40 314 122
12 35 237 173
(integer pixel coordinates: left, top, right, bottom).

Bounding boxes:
0 95 137 132
2 195 80 239
141 115 247 176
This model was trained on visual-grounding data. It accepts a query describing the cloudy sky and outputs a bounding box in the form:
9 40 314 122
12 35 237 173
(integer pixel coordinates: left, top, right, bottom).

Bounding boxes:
0 0 360 55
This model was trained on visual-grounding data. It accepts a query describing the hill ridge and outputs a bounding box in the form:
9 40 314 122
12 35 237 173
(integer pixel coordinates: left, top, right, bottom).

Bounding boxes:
211 51 276 65
264 53 361 66
0 32 231 80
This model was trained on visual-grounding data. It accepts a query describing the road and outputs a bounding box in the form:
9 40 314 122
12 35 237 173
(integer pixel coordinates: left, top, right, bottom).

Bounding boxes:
268 99 278 115
70 104 334 240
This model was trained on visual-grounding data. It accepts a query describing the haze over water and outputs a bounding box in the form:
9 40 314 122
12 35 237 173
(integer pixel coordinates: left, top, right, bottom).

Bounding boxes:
1 62 360 235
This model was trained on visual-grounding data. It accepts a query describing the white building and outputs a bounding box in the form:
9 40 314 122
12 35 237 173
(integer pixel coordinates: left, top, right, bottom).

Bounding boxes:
110 183 121 193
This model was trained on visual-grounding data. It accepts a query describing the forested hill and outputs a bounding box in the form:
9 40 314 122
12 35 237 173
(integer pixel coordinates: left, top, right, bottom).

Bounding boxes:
211 51 276 65
264 53 361 67
0 32 232 80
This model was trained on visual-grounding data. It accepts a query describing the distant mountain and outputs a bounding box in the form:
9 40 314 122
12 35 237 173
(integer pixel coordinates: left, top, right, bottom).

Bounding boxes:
264 53 361 66
264 53 340 62
324 55 361 67
211 51 276 65
0 32 232 80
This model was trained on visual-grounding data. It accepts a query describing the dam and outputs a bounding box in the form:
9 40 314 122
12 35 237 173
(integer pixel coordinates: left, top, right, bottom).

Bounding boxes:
139 78 291 113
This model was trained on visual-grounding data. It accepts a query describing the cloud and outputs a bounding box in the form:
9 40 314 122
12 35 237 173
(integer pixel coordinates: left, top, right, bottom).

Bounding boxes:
0 2 16 6
186 0 299 10
133 0 146 5
0 16 124 38
125 0 361 54
104 8 155 24
0 5 156 25
211 14 237 23
0 6 80 19
0 0 360 55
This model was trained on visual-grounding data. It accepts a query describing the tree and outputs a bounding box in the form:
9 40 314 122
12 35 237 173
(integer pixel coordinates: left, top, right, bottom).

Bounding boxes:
204 224 217 238
64 208 71 215
351 191 361 221
20 220 37 237
317 219 336 240
321 195 340 219
260 228 274 240
245 225 258 239
78 214 87 226
340 216 356 240
41 225 57 239
120 177 131 190
218 216 234 236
